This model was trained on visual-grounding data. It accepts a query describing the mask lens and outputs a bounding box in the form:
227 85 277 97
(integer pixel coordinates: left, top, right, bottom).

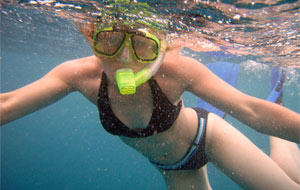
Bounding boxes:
94 31 125 56
132 35 158 61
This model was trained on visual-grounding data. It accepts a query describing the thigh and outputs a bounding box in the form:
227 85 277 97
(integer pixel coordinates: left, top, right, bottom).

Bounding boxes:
156 165 212 190
270 136 300 184
205 113 299 190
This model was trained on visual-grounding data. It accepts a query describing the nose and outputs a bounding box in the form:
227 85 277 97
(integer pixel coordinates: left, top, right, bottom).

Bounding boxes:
119 40 136 65
121 45 130 61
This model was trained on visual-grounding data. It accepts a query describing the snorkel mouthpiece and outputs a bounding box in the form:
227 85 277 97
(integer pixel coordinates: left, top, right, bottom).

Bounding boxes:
116 69 136 95
116 68 152 95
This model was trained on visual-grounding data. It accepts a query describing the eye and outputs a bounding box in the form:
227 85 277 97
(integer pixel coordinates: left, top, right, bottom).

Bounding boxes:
94 31 125 55
132 35 158 60
132 38 147 47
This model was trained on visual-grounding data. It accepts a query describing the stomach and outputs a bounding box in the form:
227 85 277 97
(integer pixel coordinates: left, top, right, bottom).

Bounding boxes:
119 107 199 164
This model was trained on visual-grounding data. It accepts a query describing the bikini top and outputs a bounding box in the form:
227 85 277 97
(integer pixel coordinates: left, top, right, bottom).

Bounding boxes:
97 72 182 138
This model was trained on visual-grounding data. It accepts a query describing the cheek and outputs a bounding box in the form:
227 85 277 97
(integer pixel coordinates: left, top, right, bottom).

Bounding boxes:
102 62 116 74
102 64 117 83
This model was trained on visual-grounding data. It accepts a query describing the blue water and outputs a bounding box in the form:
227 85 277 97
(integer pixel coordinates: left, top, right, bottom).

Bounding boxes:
1 4 300 190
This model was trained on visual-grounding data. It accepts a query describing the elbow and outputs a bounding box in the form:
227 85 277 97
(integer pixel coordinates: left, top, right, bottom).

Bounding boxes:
236 97 263 132
244 97 268 133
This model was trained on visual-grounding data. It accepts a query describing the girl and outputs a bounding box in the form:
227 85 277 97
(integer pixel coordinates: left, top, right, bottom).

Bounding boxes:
1 20 299 190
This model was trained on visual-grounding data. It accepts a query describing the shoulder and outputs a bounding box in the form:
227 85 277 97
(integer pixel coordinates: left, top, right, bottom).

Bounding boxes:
46 56 103 91
50 56 102 80
56 56 102 74
153 49 209 102
159 49 208 91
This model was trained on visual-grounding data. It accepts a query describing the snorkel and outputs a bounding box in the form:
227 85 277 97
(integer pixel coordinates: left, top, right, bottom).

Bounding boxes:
116 40 166 95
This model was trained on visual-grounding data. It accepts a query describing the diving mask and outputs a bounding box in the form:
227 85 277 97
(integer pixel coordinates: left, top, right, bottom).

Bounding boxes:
92 26 161 63
92 26 166 95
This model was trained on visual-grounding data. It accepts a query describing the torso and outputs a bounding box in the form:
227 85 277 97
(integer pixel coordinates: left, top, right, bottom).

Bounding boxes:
70 54 200 164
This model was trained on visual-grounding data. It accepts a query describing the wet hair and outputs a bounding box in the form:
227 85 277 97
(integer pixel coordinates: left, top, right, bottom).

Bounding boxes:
75 17 167 45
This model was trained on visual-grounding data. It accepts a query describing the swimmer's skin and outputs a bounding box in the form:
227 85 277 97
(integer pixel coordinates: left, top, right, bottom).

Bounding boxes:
1 50 299 142
1 30 299 189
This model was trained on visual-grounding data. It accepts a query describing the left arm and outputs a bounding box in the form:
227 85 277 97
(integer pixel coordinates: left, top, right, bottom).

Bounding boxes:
178 56 299 143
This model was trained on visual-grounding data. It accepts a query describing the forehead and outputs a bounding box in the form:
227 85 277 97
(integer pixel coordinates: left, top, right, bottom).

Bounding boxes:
98 25 164 39
113 26 151 35
95 20 165 41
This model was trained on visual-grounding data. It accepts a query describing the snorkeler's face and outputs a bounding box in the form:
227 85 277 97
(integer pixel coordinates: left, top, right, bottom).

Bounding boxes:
92 26 161 64
99 45 140 87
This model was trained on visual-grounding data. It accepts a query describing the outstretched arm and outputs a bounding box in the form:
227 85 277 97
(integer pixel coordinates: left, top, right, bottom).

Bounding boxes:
0 63 75 125
179 57 299 143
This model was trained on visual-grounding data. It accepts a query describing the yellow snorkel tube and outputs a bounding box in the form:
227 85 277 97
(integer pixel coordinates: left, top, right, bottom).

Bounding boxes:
116 40 167 95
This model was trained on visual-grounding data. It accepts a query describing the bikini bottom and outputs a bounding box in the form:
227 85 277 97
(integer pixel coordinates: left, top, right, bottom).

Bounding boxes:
150 108 209 170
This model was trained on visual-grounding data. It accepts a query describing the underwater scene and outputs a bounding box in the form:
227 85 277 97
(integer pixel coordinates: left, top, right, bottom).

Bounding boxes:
1 0 299 189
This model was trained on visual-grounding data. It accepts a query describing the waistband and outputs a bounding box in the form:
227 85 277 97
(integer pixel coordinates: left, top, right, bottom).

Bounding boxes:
150 115 206 170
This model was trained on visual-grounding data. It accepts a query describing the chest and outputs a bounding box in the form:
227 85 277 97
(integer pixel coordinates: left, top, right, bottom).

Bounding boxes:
98 72 184 136
109 84 154 130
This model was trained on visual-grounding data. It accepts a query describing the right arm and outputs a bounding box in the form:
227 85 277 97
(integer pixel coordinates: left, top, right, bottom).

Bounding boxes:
0 63 74 125
0 56 102 126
